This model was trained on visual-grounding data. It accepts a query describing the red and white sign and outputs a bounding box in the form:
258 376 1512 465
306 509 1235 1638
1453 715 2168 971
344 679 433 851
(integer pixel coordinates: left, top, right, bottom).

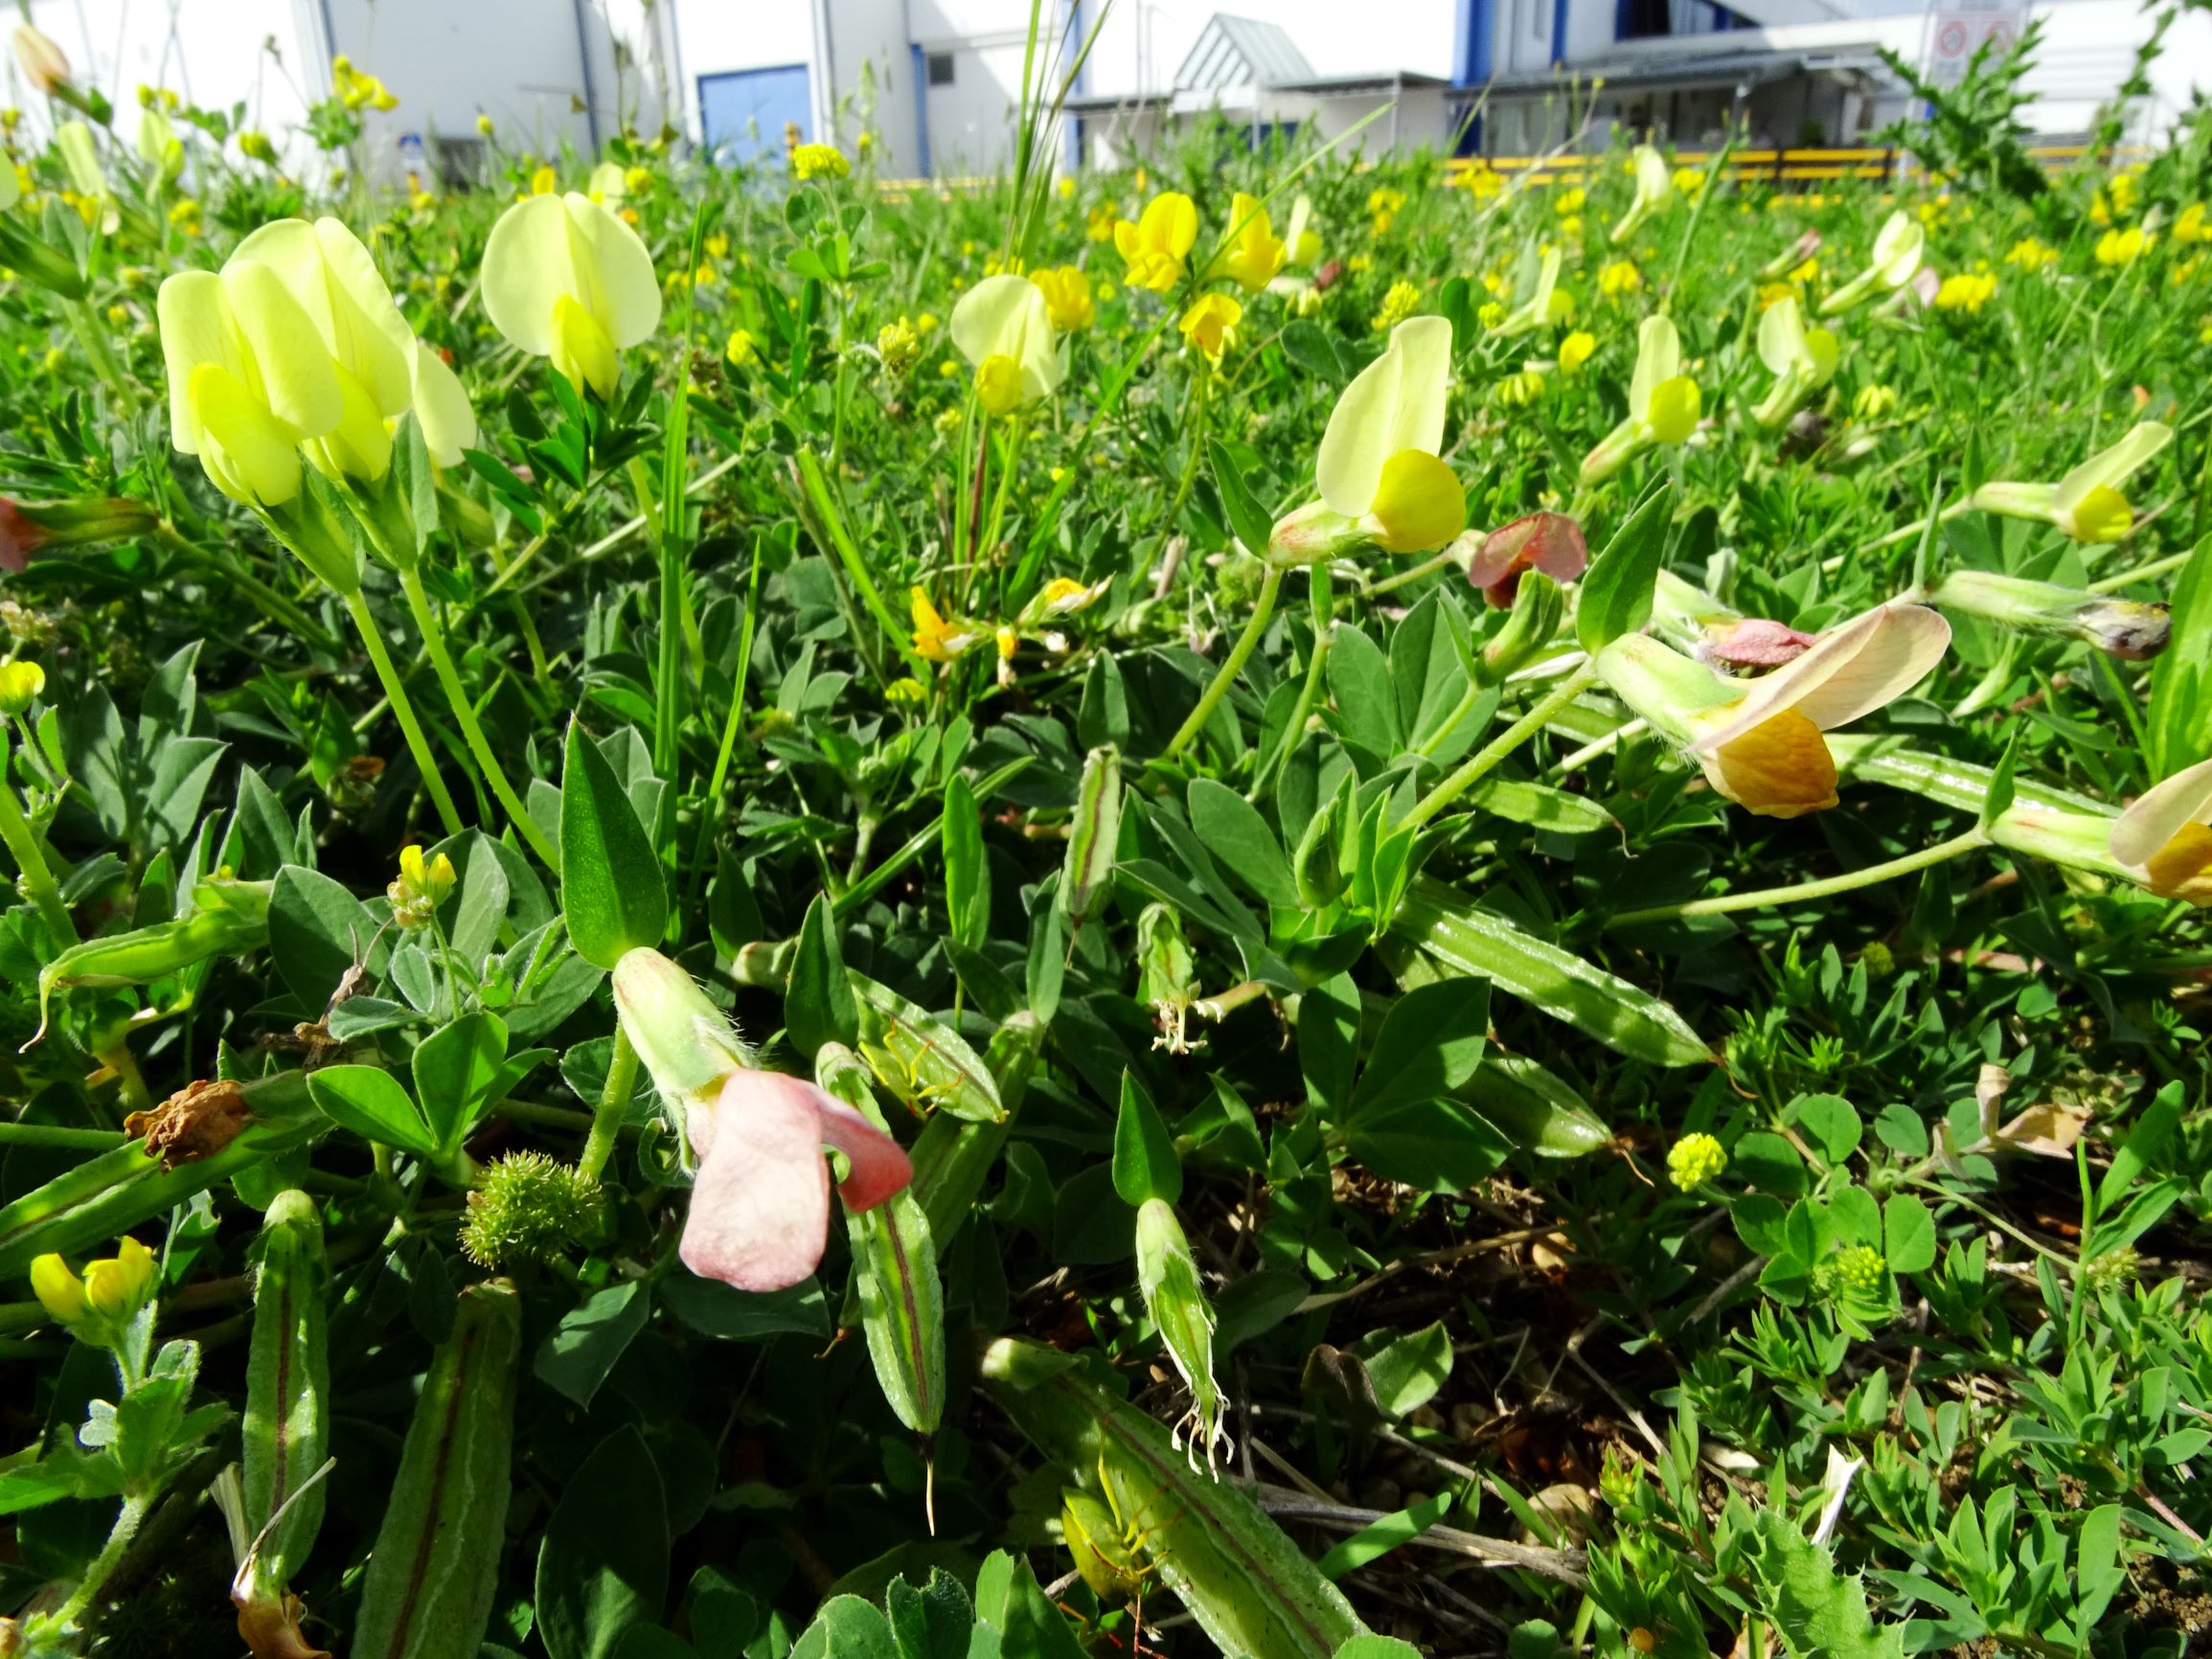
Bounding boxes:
1923 0 2030 88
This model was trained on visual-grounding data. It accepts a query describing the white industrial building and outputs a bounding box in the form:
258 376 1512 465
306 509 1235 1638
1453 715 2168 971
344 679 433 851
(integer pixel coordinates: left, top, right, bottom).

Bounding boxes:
6 0 2205 180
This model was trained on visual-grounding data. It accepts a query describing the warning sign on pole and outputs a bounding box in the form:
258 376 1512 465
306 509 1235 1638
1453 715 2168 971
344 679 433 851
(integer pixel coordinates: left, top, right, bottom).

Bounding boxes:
1922 0 2029 88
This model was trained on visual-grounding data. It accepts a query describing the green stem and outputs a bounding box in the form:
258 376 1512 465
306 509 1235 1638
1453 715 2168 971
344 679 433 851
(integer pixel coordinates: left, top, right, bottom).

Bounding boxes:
342 591 465 839
1404 666 1598 829
686 539 766 913
1361 549 1459 599
51 1490 152 1628
0 1122 124 1149
1161 563 1283 762
155 526 337 651
64 298 136 405
1607 827 1988 928
398 569 557 867
0 769 78 945
1252 567 1334 797
578 1027 639 1185
2087 547 2196 594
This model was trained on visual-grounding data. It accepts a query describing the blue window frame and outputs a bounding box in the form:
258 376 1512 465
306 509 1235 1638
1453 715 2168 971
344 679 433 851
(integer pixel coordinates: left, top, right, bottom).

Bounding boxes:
698 64 810 167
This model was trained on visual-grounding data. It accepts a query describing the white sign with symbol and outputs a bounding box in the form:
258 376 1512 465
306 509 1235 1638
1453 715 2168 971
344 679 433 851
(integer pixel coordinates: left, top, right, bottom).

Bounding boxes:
1922 0 2029 88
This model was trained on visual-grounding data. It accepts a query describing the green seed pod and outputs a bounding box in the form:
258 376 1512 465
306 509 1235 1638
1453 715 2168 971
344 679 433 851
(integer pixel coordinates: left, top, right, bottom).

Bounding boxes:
1133 1198 1227 1470
1461 1056 1610 1158
1059 745 1122 930
0 1073 319 1280
818 1043 945 1437
1479 569 1567 683
910 1011 1041 1245
34 879 274 1040
237 1191 330 1625
353 1280 522 1659
983 1336 1367 1659
1061 1487 1148 1602
1291 783 1349 911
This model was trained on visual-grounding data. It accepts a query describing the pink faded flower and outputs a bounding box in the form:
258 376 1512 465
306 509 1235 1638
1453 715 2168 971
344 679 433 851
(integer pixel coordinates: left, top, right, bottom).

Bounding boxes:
1701 617 1820 668
680 1069 912 1292
1465 511 1587 608
1907 266 1940 307
0 499 53 576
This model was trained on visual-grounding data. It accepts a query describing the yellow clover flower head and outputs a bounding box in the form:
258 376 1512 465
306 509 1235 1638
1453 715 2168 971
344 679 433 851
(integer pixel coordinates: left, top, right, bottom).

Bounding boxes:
1831 1245 1886 1296
1666 1132 1726 1191
878 316 920 375
791 143 850 181
1598 259 1641 297
726 329 760 369
482 191 662 400
1113 191 1198 292
1373 279 1422 334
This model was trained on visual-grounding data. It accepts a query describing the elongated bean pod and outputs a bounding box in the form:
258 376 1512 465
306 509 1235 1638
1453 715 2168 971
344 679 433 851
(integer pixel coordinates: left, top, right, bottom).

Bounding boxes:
818 1043 946 1436
239 1191 331 1599
910 1011 1041 1245
352 1279 522 1659
0 1074 319 1279
982 1335 1368 1659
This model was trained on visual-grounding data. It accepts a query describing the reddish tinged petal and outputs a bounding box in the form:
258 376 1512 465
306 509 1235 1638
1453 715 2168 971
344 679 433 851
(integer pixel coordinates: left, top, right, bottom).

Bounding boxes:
0 499 52 576
1704 618 1820 668
815 1095 914 1213
1467 511 1586 608
679 1071 832 1293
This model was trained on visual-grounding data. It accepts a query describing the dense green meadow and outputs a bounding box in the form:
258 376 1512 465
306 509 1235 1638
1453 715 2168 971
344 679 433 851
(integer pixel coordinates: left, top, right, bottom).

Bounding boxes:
2 18 2210 1659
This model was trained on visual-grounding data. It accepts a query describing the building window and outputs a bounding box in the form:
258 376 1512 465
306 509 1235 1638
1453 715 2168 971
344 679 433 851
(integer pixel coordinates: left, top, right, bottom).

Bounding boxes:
927 52 955 86
1616 0 1751 37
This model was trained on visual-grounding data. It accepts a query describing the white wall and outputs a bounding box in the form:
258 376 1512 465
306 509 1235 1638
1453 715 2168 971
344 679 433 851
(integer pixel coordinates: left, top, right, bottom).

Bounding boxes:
1080 1 1457 101
8 0 318 148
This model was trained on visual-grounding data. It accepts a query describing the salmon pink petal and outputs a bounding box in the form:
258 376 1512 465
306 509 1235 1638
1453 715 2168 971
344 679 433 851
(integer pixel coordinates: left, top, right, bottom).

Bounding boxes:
679 1071 832 1293
814 1095 914 1214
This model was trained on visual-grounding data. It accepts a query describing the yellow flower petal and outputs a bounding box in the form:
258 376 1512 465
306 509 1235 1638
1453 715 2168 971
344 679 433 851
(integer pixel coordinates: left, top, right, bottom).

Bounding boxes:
1704 708 1839 818
1367 448 1467 555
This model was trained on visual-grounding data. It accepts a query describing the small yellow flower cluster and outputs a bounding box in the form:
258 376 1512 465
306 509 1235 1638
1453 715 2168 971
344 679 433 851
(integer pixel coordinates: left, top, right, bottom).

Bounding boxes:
1558 330 1595 372
1854 384 1899 420
32 1237 157 1339
1459 162 1503 197
2096 226 2152 267
2089 171 2139 226
239 129 277 164
726 329 760 370
0 659 46 714
2004 237 2058 271
1032 265 1094 332
1665 1132 1727 1192
388 844 457 930
1830 1244 1887 1295
878 316 920 375
1493 368 1546 408
1085 202 1119 242
791 143 850 181
2176 203 2208 245
1933 270 1996 312
1179 293 1241 362
1373 279 1422 333
331 56 399 112
1598 259 1641 298
1368 186 1408 237
1672 166 1705 196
